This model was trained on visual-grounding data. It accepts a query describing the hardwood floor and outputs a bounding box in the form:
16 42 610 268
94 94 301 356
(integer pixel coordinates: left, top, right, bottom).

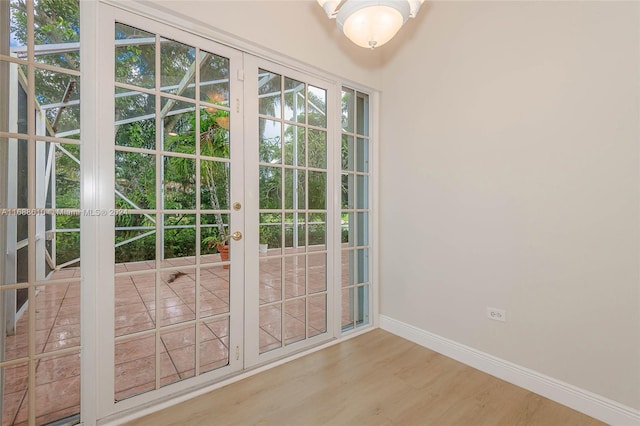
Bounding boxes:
126 329 604 426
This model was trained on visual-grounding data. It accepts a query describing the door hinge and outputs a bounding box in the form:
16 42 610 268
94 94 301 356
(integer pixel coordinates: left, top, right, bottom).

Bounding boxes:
235 345 240 361
237 69 244 81
236 98 241 113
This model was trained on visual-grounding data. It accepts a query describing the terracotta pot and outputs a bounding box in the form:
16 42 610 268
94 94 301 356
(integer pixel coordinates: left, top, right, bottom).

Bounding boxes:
217 244 230 269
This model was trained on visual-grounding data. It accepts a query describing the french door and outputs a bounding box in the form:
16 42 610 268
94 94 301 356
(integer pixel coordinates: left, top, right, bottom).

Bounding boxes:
244 57 335 368
92 5 336 419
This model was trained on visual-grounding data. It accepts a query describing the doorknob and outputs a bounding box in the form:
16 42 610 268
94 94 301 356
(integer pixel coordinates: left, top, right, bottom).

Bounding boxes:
231 231 243 241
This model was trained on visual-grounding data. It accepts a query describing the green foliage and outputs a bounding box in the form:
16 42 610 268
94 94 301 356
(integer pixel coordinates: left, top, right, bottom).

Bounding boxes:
114 214 155 264
15 1 334 266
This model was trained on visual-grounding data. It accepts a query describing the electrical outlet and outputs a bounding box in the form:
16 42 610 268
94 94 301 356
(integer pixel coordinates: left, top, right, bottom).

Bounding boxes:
487 307 506 322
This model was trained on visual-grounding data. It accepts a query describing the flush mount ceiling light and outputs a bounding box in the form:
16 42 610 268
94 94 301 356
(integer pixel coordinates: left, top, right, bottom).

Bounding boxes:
317 0 425 49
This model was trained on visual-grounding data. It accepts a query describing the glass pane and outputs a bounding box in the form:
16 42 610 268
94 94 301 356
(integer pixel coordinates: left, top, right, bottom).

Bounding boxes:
308 129 326 169
115 150 156 209
356 91 369 136
284 213 303 254
341 212 353 246
259 119 281 164
163 214 196 267
297 213 307 248
33 0 80 71
284 77 304 123
115 333 156 401
202 316 229 347
309 212 326 248
2 362 28 426
356 285 370 327
307 171 326 210
1 140 28 210
357 137 369 173
200 51 230 106
200 160 229 211
284 168 304 210
308 252 326 294
341 88 354 132
308 85 326 128
2 287 29 361
38 283 80 355
35 351 80 424
259 213 281 256
7 1 26 56
115 23 155 90
342 287 354 331
200 318 230 373
341 249 354 287
160 325 195 383
341 173 353 210
260 257 282 305
200 265 230 318
308 294 326 338
160 38 195 98
341 134 354 171
259 165 281 210
284 299 305 345
14 248 28 287
357 212 369 246
164 155 196 210
340 212 348 244
356 248 369 284
284 124 304 167
160 268 196 326
34 67 80 138
161 98 196 154
0 62 18 135
115 90 156 150
201 213 230 263
356 174 368 209
200 107 230 159
258 69 281 118
284 255 305 299
115 273 154 337
115 214 156 271
33 67 80 108
33 142 80 210
50 213 80 269
259 304 282 353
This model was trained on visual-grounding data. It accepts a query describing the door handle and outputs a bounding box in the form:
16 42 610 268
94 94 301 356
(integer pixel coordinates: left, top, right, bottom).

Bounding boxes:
231 231 242 241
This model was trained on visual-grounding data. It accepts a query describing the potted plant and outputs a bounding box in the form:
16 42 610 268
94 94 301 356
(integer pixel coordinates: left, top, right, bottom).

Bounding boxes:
203 232 231 269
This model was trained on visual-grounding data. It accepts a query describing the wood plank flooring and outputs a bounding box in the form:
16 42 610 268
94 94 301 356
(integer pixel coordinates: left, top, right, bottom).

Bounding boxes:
126 329 605 426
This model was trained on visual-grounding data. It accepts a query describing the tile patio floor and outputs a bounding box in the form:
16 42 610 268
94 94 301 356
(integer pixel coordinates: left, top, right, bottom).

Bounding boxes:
1 249 355 425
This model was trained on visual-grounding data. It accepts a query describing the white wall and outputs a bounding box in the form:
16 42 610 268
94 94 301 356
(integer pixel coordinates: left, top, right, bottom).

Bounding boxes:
137 0 382 89
380 1 640 410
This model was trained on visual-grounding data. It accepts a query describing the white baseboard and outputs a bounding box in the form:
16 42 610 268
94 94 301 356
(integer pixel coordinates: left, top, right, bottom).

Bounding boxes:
379 315 640 426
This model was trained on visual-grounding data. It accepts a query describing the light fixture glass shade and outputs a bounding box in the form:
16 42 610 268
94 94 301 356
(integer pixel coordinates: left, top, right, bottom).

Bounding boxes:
340 5 405 48
334 1 412 49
